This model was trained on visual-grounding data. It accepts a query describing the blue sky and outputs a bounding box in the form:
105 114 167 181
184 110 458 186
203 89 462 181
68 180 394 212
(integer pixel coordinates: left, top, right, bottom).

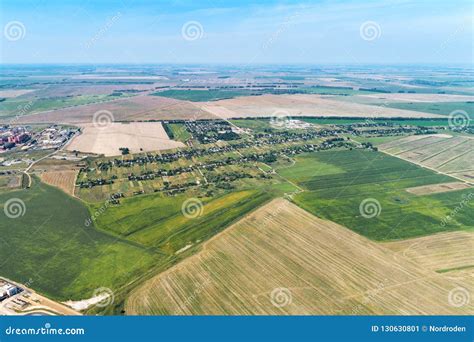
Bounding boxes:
1 0 472 64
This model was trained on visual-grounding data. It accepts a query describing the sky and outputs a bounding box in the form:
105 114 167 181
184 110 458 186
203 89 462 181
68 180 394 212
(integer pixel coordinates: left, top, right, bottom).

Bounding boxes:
1 0 472 64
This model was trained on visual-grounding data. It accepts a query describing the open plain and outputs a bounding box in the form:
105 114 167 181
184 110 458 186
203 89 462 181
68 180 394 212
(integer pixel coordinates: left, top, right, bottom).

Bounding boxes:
66 122 185 156
126 199 471 315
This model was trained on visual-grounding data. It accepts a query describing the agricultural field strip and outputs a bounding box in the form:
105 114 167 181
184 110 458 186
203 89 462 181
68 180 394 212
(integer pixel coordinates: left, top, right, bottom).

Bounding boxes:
387 136 457 155
423 143 474 169
379 136 474 184
126 199 469 315
417 139 471 163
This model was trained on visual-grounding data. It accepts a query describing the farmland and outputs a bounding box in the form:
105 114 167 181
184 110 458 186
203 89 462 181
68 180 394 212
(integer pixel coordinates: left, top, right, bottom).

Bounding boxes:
385 101 474 118
126 199 470 315
0 94 133 120
66 122 185 156
90 189 273 254
1 64 473 317
0 178 158 301
39 170 78 195
276 149 473 240
383 231 474 274
380 135 474 183
202 94 445 119
152 89 257 102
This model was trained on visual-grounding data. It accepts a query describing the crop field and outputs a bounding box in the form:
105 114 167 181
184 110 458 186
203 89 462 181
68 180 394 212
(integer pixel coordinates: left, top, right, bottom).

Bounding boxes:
0 94 128 120
405 182 471 196
165 123 191 142
202 94 445 119
385 101 474 118
66 122 185 156
12 95 217 124
0 178 158 301
354 93 474 103
126 199 470 315
91 189 273 254
39 170 78 196
384 231 474 277
152 89 256 102
276 149 473 240
380 135 474 183
301 117 451 126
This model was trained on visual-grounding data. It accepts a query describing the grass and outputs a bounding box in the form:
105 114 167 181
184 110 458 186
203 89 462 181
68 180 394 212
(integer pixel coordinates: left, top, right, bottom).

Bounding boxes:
384 101 474 118
91 189 273 254
168 123 191 142
0 178 157 301
276 149 473 241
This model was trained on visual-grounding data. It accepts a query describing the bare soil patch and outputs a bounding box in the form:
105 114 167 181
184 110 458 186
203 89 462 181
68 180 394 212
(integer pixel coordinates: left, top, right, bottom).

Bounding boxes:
13 95 216 124
202 94 444 119
40 170 78 196
405 182 471 195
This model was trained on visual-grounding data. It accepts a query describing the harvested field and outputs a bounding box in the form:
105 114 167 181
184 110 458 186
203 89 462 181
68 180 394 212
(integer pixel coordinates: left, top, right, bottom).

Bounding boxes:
40 170 78 196
356 93 474 103
380 135 474 183
13 95 217 124
66 122 185 156
202 94 445 119
0 89 36 98
406 182 471 196
126 199 471 315
384 231 474 274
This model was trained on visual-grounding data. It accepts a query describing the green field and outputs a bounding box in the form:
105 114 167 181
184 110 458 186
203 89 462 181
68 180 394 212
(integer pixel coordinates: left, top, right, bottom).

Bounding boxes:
168 123 191 142
91 189 273 254
0 94 127 119
277 149 473 241
384 101 474 118
151 89 256 102
0 178 157 300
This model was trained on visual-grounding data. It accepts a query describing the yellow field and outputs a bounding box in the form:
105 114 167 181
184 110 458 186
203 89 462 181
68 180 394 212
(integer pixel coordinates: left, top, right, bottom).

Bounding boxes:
66 122 185 156
40 170 78 196
126 199 471 315
384 231 474 274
